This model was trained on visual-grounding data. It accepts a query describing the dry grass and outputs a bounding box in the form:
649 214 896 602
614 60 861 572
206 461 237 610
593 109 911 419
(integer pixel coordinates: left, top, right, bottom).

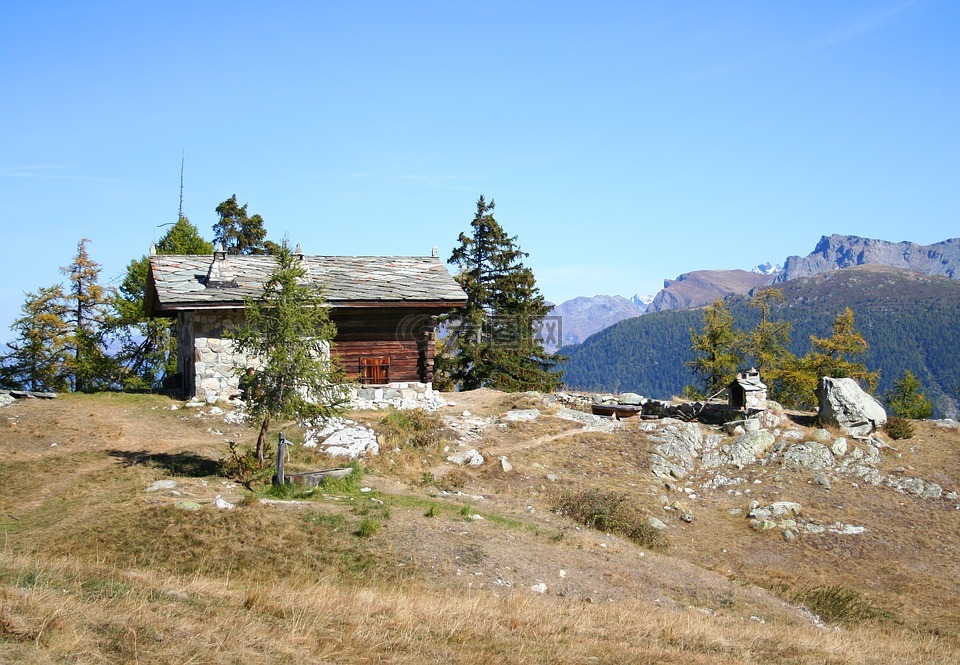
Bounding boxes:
1 393 959 663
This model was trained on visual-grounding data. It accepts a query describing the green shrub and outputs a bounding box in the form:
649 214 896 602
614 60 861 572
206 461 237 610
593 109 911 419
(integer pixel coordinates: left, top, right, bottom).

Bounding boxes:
885 416 915 440
796 585 890 624
884 370 933 419
554 488 667 551
356 518 380 538
377 409 443 449
219 441 273 489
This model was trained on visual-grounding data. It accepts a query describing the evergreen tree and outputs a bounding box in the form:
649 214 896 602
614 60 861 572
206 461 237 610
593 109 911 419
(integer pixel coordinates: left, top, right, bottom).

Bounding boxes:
229 239 348 463
885 369 932 419
745 288 795 401
0 285 70 391
213 195 271 255
440 196 562 392
684 299 743 398
60 239 113 391
107 217 213 389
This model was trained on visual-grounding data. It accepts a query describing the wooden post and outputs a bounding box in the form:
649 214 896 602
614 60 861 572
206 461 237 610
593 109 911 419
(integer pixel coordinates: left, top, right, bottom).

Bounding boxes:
275 431 287 485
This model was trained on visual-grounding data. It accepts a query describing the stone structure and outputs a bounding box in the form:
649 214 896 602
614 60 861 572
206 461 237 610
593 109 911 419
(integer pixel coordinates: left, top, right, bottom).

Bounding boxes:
146 248 466 401
728 368 767 413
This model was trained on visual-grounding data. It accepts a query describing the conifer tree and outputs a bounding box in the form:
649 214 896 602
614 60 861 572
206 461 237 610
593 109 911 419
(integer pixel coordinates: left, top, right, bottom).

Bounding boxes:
440 196 562 392
229 239 347 463
684 299 743 399
213 195 272 255
107 217 213 389
884 369 932 419
0 285 70 391
61 239 113 391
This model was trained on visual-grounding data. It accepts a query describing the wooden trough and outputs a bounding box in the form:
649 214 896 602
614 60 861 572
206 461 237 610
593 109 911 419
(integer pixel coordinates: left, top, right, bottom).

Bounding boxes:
283 467 353 487
590 404 643 419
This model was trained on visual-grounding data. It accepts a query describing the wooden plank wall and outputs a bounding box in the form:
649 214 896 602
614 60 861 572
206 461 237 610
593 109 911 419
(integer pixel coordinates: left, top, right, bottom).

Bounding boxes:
330 308 439 384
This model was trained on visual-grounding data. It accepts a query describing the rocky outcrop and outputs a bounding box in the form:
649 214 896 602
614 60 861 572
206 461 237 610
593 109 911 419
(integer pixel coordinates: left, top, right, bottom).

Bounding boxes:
776 235 960 283
816 377 887 436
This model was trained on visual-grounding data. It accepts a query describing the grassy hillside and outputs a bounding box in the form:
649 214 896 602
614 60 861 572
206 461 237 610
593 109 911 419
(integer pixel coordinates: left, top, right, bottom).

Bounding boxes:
562 266 960 415
2 392 960 662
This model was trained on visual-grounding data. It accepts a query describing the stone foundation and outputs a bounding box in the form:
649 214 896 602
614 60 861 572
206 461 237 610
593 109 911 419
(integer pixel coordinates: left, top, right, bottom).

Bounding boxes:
347 382 446 411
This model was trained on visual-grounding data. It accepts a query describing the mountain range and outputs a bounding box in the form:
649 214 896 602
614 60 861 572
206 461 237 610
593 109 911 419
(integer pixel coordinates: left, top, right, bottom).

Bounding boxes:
550 234 960 349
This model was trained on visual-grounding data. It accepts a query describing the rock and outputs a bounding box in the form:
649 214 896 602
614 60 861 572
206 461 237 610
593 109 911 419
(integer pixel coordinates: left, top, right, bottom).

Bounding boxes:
680 513 694 523
304 423 379 458
813 472 832 490
557 407 620 433
651 454 686 479
729 430 776 467
145 480 178 492
812 429 832 443
175 501 203 511
816 377 887 436
546 473 560 482
498 457 513 473
783 530 796 541
503 409 540 422
751 519 778 531
530 582 548 594
648 517 668 530
618 392 644 405
213 496 235 510
0 394 15 408
448 449 484 467
783 443 834 471
831 438 848 457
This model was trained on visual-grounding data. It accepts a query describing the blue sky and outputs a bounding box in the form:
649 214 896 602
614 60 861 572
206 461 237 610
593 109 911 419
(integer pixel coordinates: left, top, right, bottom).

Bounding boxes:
2 1 958 344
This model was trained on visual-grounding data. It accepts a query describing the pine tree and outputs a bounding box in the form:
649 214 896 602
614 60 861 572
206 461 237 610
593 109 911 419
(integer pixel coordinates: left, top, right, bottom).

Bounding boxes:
0 285 70 391
61 239 113 391
440 196 562 392
107 217 213 389
229 239 348 462
213 195 270 255
885 369 932 419
684 299 743 398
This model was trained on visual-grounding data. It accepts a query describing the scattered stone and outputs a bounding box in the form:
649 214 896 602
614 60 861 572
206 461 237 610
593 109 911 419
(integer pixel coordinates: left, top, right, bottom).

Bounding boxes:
783 443 834 471
813 472 832 490
213 496 235 510
145 480 178 492
530 582 548 594
831 438 848 457
175 501 203 511
448 449 484 467
546 473 560 482
680 513 694 523
498 457 513 473
503 409 540 422
647 517 668 530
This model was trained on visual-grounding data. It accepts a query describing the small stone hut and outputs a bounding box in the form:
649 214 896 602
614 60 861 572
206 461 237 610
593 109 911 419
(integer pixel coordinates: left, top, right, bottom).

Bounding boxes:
728 368 768 413
145 247 466 402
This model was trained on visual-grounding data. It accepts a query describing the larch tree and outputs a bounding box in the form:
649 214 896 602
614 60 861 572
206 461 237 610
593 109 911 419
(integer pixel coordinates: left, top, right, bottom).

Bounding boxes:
213 195 274 255
684 299 743 399
61 238 113 391
229 239 348 463
0 285 70 392
440 196 562 393
745 288 794 401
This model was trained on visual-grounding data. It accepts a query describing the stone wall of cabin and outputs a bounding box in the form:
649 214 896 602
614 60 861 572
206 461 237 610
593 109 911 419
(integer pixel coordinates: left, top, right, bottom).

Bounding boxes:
191 309 247 402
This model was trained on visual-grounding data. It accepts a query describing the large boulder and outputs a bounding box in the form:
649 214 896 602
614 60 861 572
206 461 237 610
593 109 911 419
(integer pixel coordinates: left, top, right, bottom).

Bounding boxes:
816 377 887 436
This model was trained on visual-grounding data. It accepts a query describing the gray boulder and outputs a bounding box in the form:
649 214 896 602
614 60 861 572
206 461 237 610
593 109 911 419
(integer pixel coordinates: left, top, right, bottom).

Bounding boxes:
816 377 887 436
729 430 776 468
783 443 834 470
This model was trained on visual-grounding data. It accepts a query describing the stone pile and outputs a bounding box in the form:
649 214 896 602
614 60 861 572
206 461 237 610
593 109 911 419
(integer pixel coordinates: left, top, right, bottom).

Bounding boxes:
303 418 379 458
347 382 447 411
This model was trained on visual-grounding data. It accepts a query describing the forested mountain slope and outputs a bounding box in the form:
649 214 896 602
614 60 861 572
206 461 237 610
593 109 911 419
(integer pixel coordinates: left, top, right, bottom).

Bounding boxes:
562 265 960 417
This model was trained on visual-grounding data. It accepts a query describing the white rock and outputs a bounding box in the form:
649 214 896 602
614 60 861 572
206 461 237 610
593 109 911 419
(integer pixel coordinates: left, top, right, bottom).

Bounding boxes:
447 449 484 466
145 480 178 492
530 582 548 594
213 495 235 510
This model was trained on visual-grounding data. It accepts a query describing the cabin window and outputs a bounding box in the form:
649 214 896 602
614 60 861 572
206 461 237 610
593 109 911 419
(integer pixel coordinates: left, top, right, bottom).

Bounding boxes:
360 357 390 385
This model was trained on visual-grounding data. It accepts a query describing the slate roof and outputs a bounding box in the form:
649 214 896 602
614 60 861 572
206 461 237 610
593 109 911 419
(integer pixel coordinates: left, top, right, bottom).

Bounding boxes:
146 254 467 315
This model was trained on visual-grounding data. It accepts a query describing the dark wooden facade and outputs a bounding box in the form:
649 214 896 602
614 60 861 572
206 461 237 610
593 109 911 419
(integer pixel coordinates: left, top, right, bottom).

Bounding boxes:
330 308 438 384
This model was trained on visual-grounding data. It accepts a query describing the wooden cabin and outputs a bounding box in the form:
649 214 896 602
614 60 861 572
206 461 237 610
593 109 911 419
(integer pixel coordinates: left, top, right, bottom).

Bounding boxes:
145 247 466 401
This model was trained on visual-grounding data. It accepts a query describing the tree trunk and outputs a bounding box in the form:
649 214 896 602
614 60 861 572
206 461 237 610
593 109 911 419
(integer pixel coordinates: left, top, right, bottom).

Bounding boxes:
256 413 271 465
